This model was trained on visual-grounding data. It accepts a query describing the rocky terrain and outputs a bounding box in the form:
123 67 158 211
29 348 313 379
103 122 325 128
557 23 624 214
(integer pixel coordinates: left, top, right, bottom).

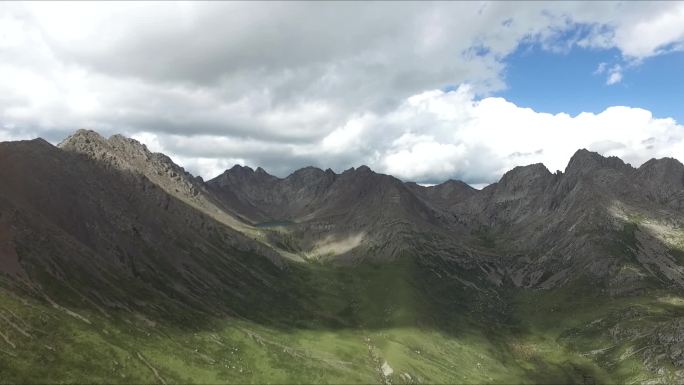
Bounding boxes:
0 129 683 383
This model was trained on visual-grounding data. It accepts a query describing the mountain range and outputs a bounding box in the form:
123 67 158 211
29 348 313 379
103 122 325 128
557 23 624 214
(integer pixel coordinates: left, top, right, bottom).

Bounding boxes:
1 129 683 383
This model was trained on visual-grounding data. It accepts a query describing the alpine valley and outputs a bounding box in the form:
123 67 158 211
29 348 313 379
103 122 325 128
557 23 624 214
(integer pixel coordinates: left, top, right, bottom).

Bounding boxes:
1 129 684 384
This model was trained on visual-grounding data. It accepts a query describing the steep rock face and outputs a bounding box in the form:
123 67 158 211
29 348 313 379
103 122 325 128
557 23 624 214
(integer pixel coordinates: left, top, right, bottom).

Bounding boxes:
277 167 338 218
0 137 288 319
295 167 449 261
210 165 458 262
58 130 253 234
209 165 336 222
636 157 684 209
207 145 684 284
59 130 203 198
467 163 557 221
3 131 684 289
429 149 684 289
564 148 632 178
406 180 476 212
209 165 281 222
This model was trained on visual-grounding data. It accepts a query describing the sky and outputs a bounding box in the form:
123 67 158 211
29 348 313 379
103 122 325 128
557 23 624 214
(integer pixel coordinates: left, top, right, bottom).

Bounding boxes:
0 1 683 186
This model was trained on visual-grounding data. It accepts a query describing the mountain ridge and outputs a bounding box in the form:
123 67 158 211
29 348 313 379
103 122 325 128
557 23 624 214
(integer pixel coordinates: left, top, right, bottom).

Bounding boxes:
52 129 684 199
3 129 681 287
2 130 684 383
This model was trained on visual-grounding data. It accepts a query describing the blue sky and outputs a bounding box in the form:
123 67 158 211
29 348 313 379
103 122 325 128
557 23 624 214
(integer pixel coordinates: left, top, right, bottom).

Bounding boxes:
499 43 684 123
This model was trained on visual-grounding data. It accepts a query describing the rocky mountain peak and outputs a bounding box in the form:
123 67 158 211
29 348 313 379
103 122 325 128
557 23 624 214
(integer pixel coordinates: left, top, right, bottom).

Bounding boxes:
255 166 270 175
58 129 112 160
221 164 277 179
340 165 374 176
500 163 551 184
425 179 475 197
231 164 252 171
564 148 630 176
59 129 184 177
638 157 684 178
56 129 251 230
434 179 474 191
225 164 253 175
220 165 278 186
58 129 106 147
215 165 255 182
636 157 684 205
407 179 477 210
495 163 554 195
59 129 154 161
286 166 330 182
27 137 53 148
107 134 152 156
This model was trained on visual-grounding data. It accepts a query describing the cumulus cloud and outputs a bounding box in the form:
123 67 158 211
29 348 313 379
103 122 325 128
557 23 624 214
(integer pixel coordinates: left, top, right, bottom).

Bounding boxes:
301 85 683 184
1 2 683 184
609 2 684 58
134 85 684 186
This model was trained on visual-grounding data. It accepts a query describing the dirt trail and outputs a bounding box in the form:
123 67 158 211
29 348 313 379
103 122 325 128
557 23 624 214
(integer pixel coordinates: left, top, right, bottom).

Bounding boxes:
0 347 17 357
137 352 167 385
239 327 352 369
0 310 31 337
0 328 15 348
365 336 393 385
40 292 91 324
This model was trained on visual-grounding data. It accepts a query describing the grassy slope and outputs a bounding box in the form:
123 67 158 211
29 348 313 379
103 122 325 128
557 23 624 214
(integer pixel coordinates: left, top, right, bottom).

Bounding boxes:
2 251 683 384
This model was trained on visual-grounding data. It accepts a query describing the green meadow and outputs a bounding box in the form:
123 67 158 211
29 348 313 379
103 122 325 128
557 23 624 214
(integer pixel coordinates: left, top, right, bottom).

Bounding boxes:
1 255 681 384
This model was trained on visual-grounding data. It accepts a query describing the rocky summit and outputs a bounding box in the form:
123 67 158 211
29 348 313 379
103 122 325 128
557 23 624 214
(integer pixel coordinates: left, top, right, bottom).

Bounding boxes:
1 129 684 383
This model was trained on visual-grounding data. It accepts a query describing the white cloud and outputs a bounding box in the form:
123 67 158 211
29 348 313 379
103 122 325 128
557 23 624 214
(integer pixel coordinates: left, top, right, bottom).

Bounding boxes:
611 2 684 58
175 156 248 181
606 71 623 85
605 65 623 85
40 83 683 186
1 2 683 184
569 2 684 59
594 62 623 86
0 125 35 142
301 85 683 184
594 62 608 74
